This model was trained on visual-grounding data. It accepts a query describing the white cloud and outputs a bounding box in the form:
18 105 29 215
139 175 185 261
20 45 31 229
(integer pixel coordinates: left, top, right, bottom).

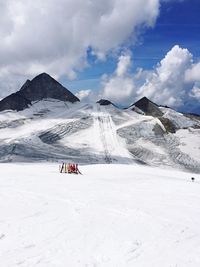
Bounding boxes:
189 85 200 100
101 45 200 109
101 52 136 105
185 62 200 82
137 45 193 106
116 53 131 77
75 89 91 101
0 0 161 97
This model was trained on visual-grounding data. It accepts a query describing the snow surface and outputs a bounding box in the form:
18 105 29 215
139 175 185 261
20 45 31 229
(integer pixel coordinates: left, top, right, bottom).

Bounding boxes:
160 107 197 129
175 128 200 163
0 163 200 267
0 99 199 173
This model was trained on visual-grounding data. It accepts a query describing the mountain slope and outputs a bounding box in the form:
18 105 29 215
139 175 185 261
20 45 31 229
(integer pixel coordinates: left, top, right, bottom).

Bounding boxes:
130 96 163 117
0 98 199 172
0 92 31 112
0 73 79 112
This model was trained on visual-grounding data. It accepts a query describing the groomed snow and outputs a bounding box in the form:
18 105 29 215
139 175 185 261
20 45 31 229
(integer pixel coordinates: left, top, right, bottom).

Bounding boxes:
0 100 199 173
175 129 200 164
0 163 200 267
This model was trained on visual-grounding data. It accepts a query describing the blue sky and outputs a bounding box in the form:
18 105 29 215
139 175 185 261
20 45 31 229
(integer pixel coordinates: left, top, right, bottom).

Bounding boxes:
64 0 200 96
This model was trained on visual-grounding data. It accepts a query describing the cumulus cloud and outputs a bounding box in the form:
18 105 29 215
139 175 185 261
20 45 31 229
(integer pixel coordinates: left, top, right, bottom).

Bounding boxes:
137 45 193 106
75 89 91 101
101 45 200 109
185 62 200 82
136 45 200 108
101 52 136 105
0 0 161 98
189 86 200 100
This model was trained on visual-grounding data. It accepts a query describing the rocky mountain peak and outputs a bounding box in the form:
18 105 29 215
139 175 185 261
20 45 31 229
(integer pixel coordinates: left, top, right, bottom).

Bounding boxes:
19 79 31 91
0 73 79 112
132 96 163 117
97 99 114 106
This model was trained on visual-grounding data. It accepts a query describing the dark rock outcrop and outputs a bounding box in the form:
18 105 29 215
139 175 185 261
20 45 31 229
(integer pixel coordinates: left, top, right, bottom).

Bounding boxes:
184 113 200 121
97 99 114 106
131 97 163 117
20 79 31 91
19 73 79 103
0 73 79 112
152 123 165 136
158 117 176 133
0 92 31 112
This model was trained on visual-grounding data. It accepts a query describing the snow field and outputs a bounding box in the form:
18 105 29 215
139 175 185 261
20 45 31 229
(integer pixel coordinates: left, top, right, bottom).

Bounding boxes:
0 163 200 266
0 100 199 172
175 129 200 163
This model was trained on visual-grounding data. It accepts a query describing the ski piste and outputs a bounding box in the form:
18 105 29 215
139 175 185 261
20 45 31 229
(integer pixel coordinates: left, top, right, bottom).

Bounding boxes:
0 100 199 173
92 104 133 164
0 163 200 266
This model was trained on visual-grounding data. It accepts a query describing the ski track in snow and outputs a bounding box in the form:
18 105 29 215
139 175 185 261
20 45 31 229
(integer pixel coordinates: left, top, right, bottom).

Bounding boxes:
92 104 133 164
97 115 112 163
0 100 199 173
0 163 200 267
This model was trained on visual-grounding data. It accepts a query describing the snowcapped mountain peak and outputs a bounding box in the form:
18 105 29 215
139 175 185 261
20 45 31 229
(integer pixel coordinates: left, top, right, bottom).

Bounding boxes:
131 96 163 117
0 90 199 173
0 73 79 112
0 101 199 173
97 99 115 106
19 72 80 104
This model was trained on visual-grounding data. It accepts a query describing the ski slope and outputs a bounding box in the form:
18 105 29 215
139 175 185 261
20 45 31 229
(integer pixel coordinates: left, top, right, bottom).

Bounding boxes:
0 99 199 172
0 163 200 267
91 104 133 163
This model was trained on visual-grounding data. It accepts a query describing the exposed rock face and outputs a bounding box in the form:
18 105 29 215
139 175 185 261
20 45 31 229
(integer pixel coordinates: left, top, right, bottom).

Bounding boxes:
19 73 79 103
158 117 176 133
97 99 114 106
131 97 163 117
20 79 31 91
152 123 165 136
184 113 200 121
0 92 31 112
0 73 79 112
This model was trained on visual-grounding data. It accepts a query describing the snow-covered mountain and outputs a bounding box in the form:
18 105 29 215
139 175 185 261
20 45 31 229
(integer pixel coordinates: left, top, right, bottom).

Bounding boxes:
0 73 79 112
1 74 199 267
0 91 199 173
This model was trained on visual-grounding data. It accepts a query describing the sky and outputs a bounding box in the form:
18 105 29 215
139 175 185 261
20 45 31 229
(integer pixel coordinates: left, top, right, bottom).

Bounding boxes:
0 0 200 113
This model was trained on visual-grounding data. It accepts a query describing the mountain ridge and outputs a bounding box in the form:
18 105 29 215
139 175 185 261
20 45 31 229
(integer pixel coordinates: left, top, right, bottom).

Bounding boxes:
0 99 199 173
130 96 163 117
0 73 79 112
